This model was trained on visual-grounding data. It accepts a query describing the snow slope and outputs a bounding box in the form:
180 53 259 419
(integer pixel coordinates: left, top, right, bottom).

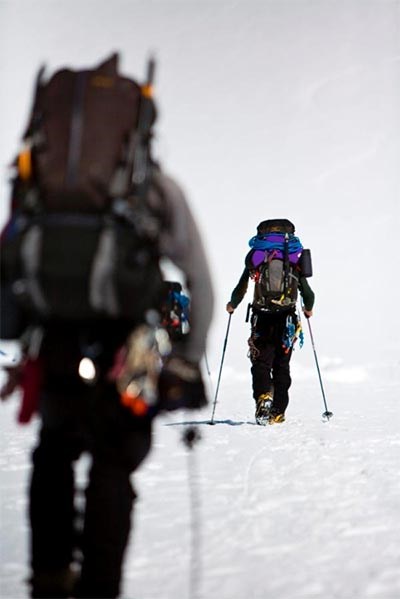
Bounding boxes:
1 351 400 599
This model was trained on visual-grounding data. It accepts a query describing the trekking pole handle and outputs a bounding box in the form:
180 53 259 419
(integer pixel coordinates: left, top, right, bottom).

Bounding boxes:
305 314 316 349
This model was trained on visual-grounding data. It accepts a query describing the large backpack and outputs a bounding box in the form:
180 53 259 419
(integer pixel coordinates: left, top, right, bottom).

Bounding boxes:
1 54 165 338
245 219 311 312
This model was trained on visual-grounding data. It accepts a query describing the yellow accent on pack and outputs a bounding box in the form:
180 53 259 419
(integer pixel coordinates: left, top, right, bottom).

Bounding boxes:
18 143 32 180
141 84 153 98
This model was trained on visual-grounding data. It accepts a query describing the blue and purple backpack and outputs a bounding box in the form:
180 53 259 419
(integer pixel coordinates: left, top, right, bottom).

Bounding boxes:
245 219 311 311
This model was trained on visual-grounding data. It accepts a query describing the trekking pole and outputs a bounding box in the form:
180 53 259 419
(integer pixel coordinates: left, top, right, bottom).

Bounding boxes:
203 350 215 399
305 316 333 420
209 313 232 424
204 351 211 378
182 426 202 599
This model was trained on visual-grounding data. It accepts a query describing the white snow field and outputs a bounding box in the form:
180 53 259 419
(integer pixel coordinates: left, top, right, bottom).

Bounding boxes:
1 350 400 599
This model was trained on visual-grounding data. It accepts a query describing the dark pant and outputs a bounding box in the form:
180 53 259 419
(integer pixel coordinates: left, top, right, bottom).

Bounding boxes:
249 310 295 414
29 325 152 599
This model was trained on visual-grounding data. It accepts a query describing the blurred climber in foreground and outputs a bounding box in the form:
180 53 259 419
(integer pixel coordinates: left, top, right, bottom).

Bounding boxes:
0 54 213 598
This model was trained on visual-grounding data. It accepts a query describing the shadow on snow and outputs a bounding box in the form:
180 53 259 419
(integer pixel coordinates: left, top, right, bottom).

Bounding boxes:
163 419 256 427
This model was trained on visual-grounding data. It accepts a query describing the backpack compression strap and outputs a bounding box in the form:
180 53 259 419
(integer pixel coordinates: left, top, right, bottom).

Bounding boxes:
283 233 290 297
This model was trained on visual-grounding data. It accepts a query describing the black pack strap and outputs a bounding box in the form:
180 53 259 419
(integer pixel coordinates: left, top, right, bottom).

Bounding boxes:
283 233 290 297
66 71 87 187
132 58 156 197
20 225 49 315
89 226 119 316
110 58 156 201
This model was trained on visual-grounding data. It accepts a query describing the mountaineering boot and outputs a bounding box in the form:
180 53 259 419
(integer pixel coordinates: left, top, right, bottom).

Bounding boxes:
255 392 273 425
268 412 285 425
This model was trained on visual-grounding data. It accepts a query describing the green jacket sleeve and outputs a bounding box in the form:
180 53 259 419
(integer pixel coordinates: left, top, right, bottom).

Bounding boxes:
229 267 250 308
298 276 315 311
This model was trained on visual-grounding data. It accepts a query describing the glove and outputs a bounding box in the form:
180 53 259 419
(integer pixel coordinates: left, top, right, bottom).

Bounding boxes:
158 356 207 412
226 302 235 314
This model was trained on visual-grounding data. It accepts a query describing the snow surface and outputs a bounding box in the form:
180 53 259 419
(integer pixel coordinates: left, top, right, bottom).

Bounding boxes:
1 358 400 599
1 1 400 598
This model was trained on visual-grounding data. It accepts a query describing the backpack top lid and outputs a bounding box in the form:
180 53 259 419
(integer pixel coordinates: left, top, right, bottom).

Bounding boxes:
246 219 302 269
26 52 157 138
257 219 295 234
22 52 158 211
42 52 157 125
